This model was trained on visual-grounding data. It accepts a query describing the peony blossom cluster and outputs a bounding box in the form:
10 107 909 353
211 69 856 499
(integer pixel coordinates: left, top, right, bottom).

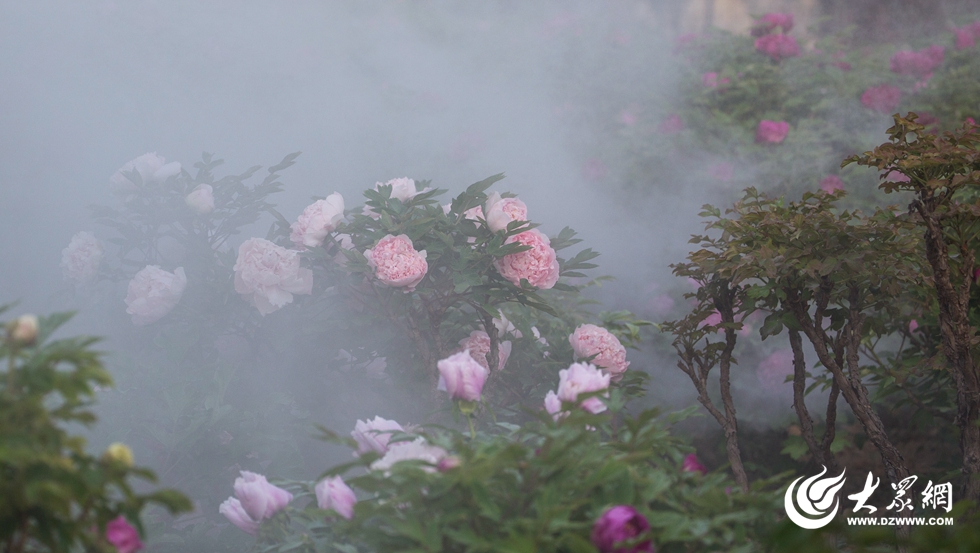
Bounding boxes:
954 22 980 50
437 350 489 402
61 231 104 283
494 229 560 290
544 362 611 418
315 476 356 520
889 45 944 79
219 471 293 535
290 193 345 248
351 416 404 455
751 12 793 36
755 120 789 144
109 153 181 194
569 324 629 380
457 330 512 372
591 505 654 553
819 175 844 194
484 192 528 233
754 33 799 61
861 84 901 114
125 265 186 325
370 437 447 474
364 234 428 292
185 184 214 214
233 238 313 315
105 516 143 553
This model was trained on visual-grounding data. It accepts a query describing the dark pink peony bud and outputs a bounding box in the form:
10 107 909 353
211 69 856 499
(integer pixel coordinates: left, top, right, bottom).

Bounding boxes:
755 120 790 144
682 453 708 475
591 505 655 553
105 516 143 553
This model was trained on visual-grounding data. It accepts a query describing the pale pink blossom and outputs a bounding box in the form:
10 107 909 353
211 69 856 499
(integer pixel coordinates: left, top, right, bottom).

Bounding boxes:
370 438 447 474
232 471 293 522
569 324 629 379
105 516 143 553
954 23 980 50
755 34 799 61
437 456 462 472
61 231 104 283
819 175 844 193
484 192 529 233
751 12 793 36
555 362 611 415
234 238 313 315
457 330 512 372
219 497 260 535
154 161 182 182
290 193 345 248
757 349 794 392
110 152 166 193
315 476 356 519
755 120 790 144
494 228 560 290
363 177 425 218
125 265 186 325
883 170 911 183
492 313 522 339
364 234 428 292
351 416 404 455
185 184 214 214
861 85 901 113
909 319 920 333
332 233 354 265
463 205 484 221
544 390 563 419
437 350 489 402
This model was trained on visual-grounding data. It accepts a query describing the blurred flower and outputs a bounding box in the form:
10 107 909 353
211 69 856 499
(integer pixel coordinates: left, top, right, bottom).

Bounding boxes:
758 349 794 392
218 497 260 535
953 22 980 49
819 175 844 193
233 238 313 315
232 471 292 522
290 193 345 248
890 45 944 78
437 455 461 472
673 33 697 53
365 234 428 292
103 443 134 467
618 108 637 126
701 72 730 88
492 313 522 339
458 330 512 372
7 314 38 346
105 516 143 553
494 228 560 290
315 476 356 520
699 310 722 329
751 12 793 36
364 177 424 218
125 265 186 325
185 184 214 214
657 114 684 134
646 293 675 315
582 158 608 181
755 120 789 144
682 453 708 475
331 233 354 266
569 324 630 380
555 362 610 415
831 51 852 71
591 505 654 553
370 438 447 474
351 416 404 455
544 390 563 419
909 319 920 333
708 162 734 182
883 170 911 183
754 34 799 61
437 350 489 402
61 231 104 283
109 152 166 194
485 192 528 232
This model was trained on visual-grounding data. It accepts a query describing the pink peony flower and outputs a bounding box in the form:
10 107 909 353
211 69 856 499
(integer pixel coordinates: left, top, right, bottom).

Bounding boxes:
105 516 143 553
351 416 404 455
701 72 730 88
364 234 428 292
185 184 214 214
544 390 563 419
909 319 919 333
658 114 684 134
370 438 447 474
883 170 911 183
494 228 560 290
755 33 799 61
109 153 167 194
125 265 186 326
363 177 425 218
61 231 104 283
315 476 356 520
569 324 630 380
437 350 489 402
219 497 260 535
484 192 529 233
232 471 293 522
757 349 794 392
751 12 794 36
457 330 512 372
756 120 790 144
555 362 611 415
682 453 708 475
290 193 345 248
233 238 313 315
954 23 980 49
890 46 944 78
819 175 844 193
591 505 654 553
492 313 522 339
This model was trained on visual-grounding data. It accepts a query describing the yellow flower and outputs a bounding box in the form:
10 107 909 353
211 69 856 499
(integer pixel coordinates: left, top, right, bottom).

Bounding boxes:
103 443 134 467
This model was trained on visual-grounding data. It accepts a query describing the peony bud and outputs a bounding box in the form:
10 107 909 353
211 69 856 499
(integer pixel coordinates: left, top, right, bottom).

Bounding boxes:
219 497 260 535
103 443 134 467
7 314 38 346
437 351 489 402
231 471 293 522
315 476 356 519
591 505 654 553
185 184 214 214
681 453 708 475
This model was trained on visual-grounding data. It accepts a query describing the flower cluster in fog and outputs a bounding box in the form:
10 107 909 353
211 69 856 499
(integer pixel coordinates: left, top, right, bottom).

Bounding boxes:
544 362 611 418
364 234 428 292
109 152 181 194
484 192 528 233
755 120 789 144
220 471 293 534
751 12 793 36
754 33 799 61
861 84 902 113
569 324 629 380
124 265 186 326
889 45 944 79
290 193 345 248
494 229 560 289
370 437 447 474
233 238 313 315
61 231 103 283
